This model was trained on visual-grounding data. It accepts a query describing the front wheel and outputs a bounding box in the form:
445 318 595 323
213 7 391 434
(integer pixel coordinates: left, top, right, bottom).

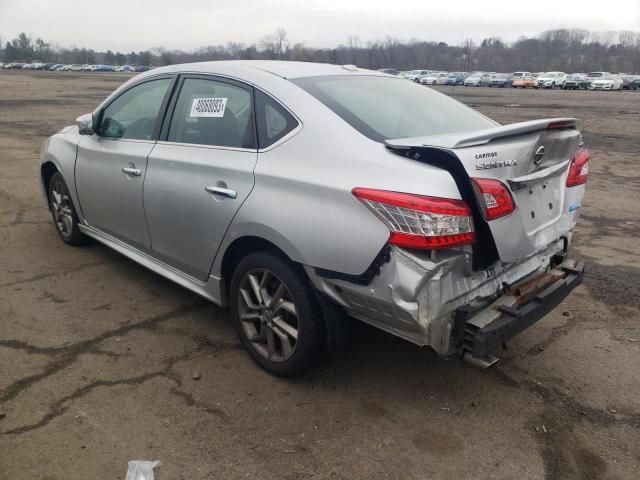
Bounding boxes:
230 251 326 376
48 172 86 245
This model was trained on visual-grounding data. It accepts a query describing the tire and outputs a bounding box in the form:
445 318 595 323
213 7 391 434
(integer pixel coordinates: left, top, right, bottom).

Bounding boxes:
413 78 419 83
48 172 86 246
230 250 326 377
432 81 436 85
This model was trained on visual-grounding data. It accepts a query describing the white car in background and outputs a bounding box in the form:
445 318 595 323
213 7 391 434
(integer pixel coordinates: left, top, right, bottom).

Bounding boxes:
535 72 567 89
420 72 448 85
589 75 623 90
400 70 432 82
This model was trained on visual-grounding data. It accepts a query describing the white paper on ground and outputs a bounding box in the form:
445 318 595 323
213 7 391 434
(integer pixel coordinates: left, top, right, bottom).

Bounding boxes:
125 460 161 480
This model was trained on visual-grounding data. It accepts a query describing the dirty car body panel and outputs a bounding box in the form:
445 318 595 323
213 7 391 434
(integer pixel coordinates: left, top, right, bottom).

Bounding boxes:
40 61 588 369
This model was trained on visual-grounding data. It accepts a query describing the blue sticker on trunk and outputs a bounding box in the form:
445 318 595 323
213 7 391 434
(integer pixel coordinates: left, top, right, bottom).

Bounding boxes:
568 202 581 213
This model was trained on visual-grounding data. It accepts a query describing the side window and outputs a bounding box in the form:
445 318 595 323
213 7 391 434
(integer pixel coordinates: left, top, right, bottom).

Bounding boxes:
255 90 298 149
99 79 171 140
167 78 255 149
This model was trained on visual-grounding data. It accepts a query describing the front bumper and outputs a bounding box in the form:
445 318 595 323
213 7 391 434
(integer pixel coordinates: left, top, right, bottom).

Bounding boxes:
454 259 584 359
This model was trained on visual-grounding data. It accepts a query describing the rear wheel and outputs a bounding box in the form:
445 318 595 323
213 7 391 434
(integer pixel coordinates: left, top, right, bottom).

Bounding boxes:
230 251 325 376
48 172 86 245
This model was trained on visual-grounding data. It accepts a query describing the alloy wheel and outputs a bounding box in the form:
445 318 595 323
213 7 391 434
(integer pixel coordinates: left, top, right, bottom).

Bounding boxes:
51 180 74 238
237 268 299 362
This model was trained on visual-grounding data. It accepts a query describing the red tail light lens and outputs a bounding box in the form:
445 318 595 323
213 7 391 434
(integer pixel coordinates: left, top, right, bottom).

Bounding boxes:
471 178 515 220
352 188 475 250
566 149 589 187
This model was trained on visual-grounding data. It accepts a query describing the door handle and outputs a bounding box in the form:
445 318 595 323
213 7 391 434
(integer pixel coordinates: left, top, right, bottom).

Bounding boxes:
122 167 142 176
205 186 237 199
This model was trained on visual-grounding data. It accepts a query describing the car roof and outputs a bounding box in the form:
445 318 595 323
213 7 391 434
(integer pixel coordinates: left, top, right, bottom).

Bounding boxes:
146 60 387 80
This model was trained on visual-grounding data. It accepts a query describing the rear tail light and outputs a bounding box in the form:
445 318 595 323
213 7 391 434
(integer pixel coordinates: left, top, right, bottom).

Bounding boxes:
566 149 589 187
351 188 475 250
471 178 515 220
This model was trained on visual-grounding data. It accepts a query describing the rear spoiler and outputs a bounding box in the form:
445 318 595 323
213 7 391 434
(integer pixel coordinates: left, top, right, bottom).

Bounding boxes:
385 118 577 150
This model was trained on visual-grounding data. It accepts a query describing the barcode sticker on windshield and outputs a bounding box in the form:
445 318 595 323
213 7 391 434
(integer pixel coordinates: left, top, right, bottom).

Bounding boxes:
190 97 227 117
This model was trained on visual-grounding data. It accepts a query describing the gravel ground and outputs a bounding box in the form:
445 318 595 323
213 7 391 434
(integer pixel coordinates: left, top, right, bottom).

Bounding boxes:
0 71 638 480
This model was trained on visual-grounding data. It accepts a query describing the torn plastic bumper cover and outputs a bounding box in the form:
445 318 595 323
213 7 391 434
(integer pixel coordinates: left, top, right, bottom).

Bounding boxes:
457 259 584 359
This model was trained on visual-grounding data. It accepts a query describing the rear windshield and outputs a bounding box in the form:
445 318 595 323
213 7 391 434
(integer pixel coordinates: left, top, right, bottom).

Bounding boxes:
291 75 495 142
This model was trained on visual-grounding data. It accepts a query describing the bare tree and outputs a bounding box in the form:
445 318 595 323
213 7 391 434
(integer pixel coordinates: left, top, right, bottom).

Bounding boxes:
259 28 288 59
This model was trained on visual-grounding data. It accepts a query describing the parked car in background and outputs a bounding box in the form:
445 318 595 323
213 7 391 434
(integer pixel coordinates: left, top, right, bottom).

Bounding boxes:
445 72 465 86
40 60 588 375
489 73 513 88
563 74 589 90
586 72 609 88
420 72 448 85
115 65 136 72
22 63 36 70
399 70 431 82
478 73 496 87
134 65 154 73
69 64 83 71
464 72 489 86
590 75 623 90
511 71 531 82
512 73 536 88
536 72 567 89
5 63 26 69
621 76 638 90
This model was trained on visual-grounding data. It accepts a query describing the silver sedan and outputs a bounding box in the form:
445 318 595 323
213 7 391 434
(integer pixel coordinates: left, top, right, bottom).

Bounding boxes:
40 61 588 375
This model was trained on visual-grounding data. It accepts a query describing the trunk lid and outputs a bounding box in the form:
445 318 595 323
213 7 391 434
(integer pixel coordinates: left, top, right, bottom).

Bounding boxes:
386 118 586 263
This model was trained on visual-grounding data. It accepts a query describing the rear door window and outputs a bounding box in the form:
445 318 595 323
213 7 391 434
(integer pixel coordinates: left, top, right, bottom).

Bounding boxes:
167 78 255 149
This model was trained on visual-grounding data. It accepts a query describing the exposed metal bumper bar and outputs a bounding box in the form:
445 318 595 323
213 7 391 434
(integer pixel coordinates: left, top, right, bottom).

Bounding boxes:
459 259 584 359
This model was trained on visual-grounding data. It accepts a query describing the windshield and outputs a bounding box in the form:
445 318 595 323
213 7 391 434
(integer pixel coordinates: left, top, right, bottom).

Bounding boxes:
291 75 495 143
512 73 523 78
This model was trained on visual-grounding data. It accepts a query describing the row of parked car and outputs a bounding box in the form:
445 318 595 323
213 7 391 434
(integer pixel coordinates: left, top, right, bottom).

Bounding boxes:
0 62 152 73
379 69 640 91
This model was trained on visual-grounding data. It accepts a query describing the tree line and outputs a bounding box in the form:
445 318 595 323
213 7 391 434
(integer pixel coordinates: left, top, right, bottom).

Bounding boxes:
2 28 639 73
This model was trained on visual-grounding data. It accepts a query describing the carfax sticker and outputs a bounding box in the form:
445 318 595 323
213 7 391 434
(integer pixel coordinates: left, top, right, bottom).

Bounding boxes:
190 97 227 117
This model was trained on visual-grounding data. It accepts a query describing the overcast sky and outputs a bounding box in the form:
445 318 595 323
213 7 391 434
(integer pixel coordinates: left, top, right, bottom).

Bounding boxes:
1 0 638 51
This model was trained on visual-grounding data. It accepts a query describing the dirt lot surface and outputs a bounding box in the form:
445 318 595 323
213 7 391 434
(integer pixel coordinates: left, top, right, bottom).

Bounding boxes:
0 71 639 480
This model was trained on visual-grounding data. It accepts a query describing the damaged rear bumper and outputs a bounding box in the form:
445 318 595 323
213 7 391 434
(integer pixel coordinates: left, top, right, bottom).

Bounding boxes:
454 259 584 359
306 239 578 358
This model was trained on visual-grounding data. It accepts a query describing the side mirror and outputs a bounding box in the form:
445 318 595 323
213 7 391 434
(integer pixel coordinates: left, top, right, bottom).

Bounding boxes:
76 113 95 135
